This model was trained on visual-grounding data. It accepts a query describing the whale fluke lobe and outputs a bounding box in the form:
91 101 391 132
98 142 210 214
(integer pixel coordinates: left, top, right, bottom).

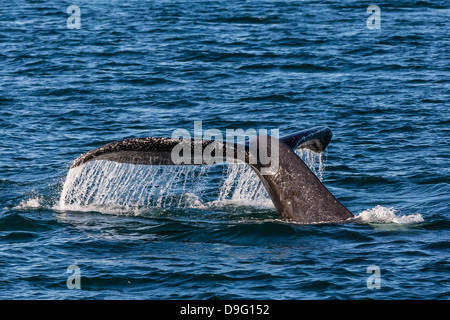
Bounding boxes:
279 126 332 153
70 126 353 224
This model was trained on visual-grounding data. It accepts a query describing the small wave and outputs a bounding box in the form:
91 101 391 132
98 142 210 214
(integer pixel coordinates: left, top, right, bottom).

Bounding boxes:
354 205 424 224
279 63 336 73
237 94 295 103
207 16 275 24
54 202 148 216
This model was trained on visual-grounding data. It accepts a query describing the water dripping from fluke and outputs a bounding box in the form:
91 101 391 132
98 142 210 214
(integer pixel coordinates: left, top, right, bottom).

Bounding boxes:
57 149 326 216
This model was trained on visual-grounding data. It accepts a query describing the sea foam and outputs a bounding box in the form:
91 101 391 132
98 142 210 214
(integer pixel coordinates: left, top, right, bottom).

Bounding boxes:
354 205 424 224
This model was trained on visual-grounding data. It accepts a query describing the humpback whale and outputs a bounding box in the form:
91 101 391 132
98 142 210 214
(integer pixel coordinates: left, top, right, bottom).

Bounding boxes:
70 126 353 224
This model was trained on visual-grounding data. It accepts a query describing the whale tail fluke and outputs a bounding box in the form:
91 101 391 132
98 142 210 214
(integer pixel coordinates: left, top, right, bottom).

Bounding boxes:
279 126 332 153
69 126 353 224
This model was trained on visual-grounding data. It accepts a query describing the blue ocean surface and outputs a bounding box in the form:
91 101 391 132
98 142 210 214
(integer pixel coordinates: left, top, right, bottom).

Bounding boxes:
0 0 449 300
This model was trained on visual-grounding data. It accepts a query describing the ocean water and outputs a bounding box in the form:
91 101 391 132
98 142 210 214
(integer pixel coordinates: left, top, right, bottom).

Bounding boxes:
1 0 449 300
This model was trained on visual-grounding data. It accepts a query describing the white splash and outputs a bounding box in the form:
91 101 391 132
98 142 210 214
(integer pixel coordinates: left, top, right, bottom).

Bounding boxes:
15 197 43 209
355 205 424 224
